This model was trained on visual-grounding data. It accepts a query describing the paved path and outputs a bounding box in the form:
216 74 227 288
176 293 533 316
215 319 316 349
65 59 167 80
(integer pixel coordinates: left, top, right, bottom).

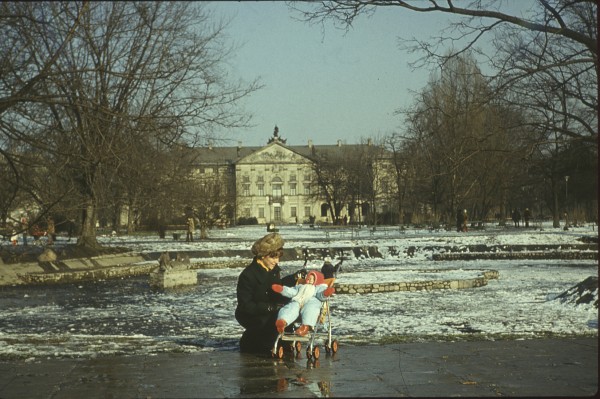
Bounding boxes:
0 338 596 398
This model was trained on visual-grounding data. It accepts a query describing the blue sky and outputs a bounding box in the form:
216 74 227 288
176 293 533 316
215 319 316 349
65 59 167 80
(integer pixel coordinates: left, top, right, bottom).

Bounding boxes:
207 1 525 148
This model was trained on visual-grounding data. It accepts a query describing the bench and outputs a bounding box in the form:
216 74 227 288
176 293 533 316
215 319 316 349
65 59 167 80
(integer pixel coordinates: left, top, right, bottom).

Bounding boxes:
320 225 362 240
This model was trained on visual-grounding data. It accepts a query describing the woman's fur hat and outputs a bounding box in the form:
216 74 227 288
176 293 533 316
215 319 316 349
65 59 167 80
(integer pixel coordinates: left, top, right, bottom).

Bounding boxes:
251 233 285 258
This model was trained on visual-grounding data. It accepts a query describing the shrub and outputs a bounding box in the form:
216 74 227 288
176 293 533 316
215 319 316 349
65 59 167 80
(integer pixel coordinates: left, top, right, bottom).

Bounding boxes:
237 217 258 225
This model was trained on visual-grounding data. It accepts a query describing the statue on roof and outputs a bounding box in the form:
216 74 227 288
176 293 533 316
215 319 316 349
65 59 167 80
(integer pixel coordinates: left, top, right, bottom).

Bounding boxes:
268 125 287 144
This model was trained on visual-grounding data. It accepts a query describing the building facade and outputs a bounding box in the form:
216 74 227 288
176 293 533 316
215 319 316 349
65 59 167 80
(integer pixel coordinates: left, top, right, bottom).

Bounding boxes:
192 128 395 226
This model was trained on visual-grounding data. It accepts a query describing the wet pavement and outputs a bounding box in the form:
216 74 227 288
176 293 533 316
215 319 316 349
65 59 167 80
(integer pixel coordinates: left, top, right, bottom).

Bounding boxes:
0 337 597 398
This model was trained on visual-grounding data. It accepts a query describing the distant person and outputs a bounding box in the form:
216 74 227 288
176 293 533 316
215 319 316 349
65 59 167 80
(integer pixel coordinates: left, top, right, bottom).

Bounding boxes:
456 208 464 232
272 270 334 336
523 208 531 228
186 217 195 242
46 216 56 245
320 256 342 279
10 229 18 246
20 213 28 246
67 218 75 241
511 209 521 227
462 209 469 232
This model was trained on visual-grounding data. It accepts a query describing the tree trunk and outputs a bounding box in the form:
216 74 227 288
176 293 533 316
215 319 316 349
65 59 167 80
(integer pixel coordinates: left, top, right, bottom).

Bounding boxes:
77 200 100 248
200 225 208 239
127 200 136 234
552 179 560 228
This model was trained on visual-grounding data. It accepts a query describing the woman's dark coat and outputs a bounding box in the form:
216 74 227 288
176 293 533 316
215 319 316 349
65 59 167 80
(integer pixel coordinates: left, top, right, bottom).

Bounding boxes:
235 258 296 327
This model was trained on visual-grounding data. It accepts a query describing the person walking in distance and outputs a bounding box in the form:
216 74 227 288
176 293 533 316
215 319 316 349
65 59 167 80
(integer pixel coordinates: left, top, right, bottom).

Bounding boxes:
186 216 195 242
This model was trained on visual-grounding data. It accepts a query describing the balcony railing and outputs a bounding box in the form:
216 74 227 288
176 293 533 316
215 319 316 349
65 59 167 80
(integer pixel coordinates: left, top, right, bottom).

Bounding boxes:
268 195 284 205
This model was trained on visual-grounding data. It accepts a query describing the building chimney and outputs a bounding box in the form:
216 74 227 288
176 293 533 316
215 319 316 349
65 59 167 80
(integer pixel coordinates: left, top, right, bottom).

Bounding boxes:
308 139 313 148
367 138 372 146
337 139 342 147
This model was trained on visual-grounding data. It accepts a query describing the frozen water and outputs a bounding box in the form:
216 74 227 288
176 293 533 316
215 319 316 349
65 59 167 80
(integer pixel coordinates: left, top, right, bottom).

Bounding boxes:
0 223 597 359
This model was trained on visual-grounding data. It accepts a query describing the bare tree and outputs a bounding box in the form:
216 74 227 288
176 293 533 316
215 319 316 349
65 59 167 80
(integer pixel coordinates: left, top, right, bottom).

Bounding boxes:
291 0 597 226
0 2 87 230
308 142 382 225
400 53 525 223
382 134 412 225
291 0 596 142
1 2 260 248
184 160 236 239
310 146 351 224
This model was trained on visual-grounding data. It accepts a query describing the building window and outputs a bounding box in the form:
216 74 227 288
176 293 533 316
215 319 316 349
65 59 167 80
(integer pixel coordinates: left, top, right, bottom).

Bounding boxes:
304 206 311 217
243 175 250 183
257 175 264 182
291 207 297 218
257 183 264 196
243 208 250 217
272 177 283 197
290 183 296 196
320 203 329 218
258 207 265 218
304 184 311 195
274 206 282 221
243 184 250 196
381 179 389 193
290 174 296 182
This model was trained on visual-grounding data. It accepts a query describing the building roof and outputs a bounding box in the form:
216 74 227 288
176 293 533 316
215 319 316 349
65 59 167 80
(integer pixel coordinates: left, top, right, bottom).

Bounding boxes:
192 141 377 165
188 127 384 166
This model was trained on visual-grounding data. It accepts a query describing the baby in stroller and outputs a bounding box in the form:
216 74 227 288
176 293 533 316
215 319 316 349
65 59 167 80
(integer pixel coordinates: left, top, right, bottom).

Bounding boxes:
271 270 335 337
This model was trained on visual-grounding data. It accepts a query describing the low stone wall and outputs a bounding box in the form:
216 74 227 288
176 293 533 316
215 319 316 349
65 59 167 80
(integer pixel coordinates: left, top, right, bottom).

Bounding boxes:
193 259 248 269
432 252 598 261
149 268 198 289
19 263 157 285
13 252 150 285
334 270 499 294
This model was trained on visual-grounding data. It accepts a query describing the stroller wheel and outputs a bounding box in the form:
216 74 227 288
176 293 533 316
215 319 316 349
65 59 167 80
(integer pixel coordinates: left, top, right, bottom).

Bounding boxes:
330 339 339 353
275 344 285 359
307 345 320 359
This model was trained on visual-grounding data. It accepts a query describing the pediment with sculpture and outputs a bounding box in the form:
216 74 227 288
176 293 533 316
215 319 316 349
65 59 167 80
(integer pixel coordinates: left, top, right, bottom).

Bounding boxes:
238 142 309 164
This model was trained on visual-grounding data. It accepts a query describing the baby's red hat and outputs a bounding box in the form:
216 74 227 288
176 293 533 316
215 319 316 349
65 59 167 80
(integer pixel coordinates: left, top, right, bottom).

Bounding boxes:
306 270 325 285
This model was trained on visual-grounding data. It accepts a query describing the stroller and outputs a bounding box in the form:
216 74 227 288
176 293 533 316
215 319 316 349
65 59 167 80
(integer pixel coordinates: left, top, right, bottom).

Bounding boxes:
271 276 339 359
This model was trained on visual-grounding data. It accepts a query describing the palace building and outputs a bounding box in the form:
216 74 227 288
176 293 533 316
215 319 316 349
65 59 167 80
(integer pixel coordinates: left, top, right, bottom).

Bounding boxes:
191 127 396 226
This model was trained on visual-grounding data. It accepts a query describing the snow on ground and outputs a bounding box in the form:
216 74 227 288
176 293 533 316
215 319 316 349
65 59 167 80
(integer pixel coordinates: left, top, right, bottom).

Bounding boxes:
0 222 597 360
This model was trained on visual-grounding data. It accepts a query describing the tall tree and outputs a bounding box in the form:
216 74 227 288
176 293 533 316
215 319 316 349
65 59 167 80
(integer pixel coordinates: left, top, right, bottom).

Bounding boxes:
291 0 596 143
310 146 351 224
0 2 259 248
402 53 523 222
292 0 597 225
